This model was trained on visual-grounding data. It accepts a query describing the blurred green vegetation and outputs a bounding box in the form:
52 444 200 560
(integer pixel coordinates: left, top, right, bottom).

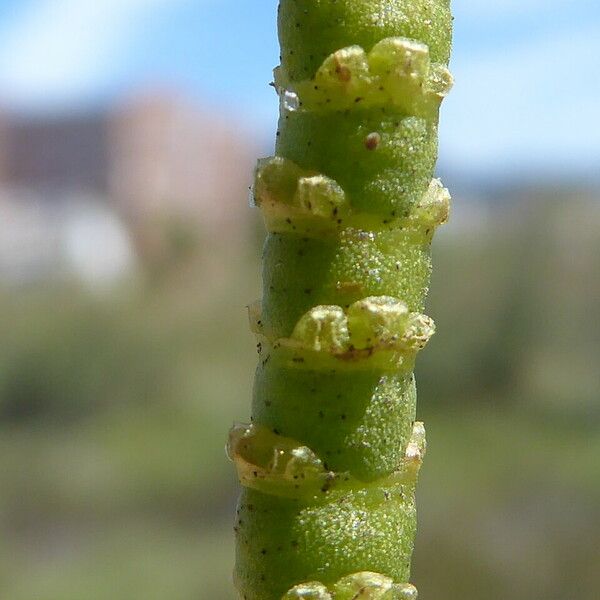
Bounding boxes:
0 191 598 599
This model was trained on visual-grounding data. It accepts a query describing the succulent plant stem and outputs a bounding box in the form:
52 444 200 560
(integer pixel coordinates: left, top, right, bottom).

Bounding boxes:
229 2 453 598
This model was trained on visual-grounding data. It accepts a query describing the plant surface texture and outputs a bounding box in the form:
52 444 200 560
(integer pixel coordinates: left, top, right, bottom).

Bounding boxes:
229 2 453 598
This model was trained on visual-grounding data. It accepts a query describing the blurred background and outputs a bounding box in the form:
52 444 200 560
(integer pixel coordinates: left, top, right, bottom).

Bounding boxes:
0 1 598 598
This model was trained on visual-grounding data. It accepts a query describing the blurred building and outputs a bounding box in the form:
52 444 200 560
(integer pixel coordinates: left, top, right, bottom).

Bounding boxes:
0 92 258 286
1 111 110 193
109 92 257 262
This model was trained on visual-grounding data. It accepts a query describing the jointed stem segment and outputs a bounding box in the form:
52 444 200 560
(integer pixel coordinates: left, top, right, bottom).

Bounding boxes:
230 2 453 598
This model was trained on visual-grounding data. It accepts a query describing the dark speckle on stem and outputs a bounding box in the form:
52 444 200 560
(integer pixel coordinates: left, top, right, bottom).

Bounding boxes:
365 132 381 150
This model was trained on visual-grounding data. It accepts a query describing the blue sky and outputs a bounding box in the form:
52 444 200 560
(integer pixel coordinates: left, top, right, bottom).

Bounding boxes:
0 0 598 178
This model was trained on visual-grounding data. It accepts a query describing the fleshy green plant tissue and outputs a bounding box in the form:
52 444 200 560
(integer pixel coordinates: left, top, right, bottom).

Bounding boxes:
228 2 453 598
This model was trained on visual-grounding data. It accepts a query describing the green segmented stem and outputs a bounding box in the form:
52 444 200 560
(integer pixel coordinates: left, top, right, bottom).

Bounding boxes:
229 2 453 598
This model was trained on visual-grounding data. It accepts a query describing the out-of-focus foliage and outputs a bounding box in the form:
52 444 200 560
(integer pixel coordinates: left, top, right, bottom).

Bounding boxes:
0 190 598 600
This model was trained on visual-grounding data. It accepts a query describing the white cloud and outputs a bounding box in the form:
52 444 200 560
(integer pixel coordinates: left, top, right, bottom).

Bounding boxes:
441 23 600 173
0 0 194 109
